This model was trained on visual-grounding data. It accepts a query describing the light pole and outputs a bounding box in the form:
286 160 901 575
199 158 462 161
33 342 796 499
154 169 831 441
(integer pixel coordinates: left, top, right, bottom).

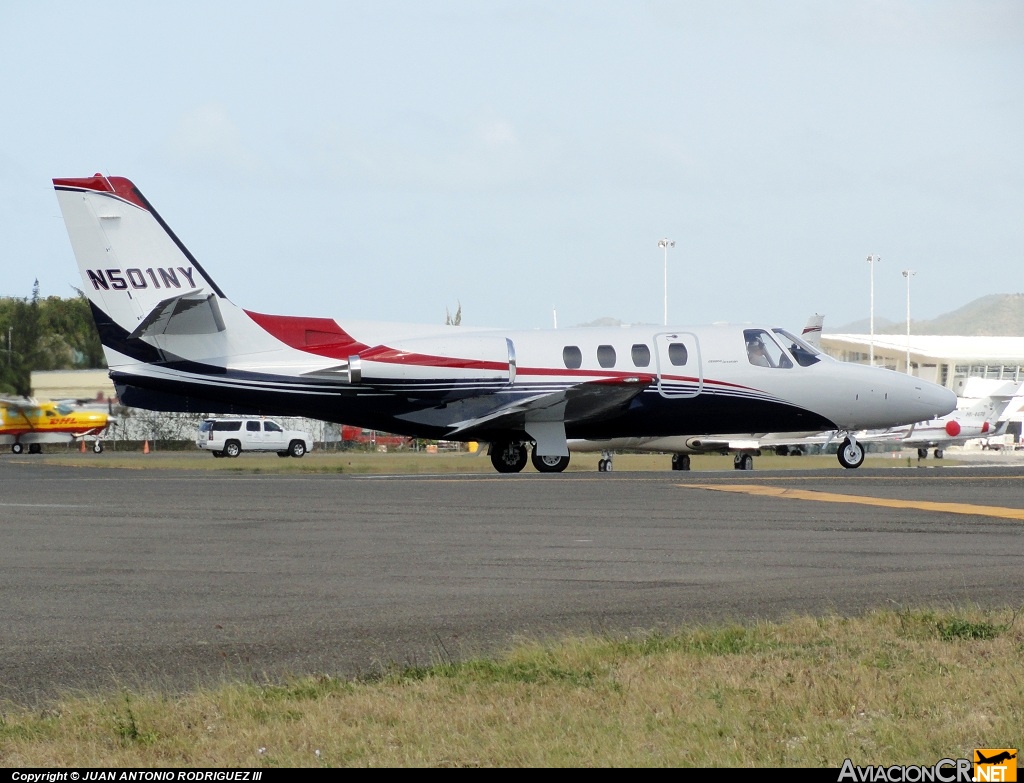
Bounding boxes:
867 254 880 366
659 238 675 326
902 269 916 374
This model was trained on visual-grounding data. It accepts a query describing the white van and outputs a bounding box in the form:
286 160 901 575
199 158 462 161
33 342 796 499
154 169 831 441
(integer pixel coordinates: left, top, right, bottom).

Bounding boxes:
196 417 313 458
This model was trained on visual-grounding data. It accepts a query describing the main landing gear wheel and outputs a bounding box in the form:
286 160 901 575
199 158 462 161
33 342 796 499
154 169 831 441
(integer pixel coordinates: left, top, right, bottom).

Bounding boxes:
917 447 928 459
28 443 41 454
671 453 691 471
838 437 865 469
531 448 570 473
934 448 944 459
597 451 613 472
490 441 527 473
733 453 753 471
11 443 23 454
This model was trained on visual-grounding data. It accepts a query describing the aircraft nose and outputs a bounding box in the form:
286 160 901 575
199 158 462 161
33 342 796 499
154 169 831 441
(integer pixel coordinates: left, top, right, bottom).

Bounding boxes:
916 381 957 418
837 366 959 430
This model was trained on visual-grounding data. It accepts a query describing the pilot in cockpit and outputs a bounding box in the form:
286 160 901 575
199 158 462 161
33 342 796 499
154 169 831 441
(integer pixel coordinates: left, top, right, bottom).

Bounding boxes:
746 335 772 367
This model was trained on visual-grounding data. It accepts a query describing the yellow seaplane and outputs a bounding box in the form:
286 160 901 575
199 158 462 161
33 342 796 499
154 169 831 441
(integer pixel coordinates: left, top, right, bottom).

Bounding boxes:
0 398 113 454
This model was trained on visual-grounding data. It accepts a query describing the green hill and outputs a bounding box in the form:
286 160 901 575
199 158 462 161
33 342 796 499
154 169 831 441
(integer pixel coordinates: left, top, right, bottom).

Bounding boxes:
832 294 1024 336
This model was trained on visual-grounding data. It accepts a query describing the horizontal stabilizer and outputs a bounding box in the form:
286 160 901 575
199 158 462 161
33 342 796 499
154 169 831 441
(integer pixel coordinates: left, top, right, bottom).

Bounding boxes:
128 292 225 339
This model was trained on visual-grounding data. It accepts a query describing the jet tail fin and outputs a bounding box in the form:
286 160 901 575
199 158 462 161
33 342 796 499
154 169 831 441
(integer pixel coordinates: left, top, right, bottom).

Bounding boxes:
801 314 824 349
53 174 227 343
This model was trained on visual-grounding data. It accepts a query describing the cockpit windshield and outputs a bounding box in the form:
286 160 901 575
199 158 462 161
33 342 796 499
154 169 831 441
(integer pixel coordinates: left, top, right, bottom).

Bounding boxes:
743 329 793 368
772 329 822 367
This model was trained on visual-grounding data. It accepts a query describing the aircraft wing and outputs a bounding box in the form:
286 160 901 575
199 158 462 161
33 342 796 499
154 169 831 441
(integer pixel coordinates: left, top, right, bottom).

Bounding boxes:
0 398 39 429
445 375 654 454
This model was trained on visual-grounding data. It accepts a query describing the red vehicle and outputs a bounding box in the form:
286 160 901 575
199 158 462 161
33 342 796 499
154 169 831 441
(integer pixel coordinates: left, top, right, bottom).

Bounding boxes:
340 425 412 449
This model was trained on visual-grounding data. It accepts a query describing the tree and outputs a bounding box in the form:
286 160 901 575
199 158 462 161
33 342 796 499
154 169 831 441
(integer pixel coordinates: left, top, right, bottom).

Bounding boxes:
445 301 462 326
0 284 105 395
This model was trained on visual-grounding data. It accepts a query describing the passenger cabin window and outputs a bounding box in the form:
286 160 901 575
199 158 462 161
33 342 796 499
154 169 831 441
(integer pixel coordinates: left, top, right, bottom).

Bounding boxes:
631 344 651 367
744 329 792 368
265 421 283 432
668 342 688 366
772 328 821 367
597 345 616 368
563 346 582 369
213 421 242 432
246 421 260 432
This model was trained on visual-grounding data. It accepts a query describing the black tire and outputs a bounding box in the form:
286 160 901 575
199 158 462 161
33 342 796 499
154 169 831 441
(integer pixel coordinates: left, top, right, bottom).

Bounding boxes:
93 442 103 454
934 448 944 459
671 453 683 471
490 442 527 473
11 443 23 454
680 454 691 471
597 459 607 472
531 449 569 473
917 447 928 459
837 438 865 469
739 454 753 471
28 443 41 455
289 440 306 458
224 440 241 458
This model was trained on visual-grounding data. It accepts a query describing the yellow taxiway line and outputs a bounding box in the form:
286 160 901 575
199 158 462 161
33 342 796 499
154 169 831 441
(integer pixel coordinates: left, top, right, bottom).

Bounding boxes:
682 484 1024 521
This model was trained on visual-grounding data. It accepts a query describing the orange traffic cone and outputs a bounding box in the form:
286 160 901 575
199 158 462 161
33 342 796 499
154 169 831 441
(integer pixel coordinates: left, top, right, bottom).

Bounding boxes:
143 440 150 454
80 439 86 453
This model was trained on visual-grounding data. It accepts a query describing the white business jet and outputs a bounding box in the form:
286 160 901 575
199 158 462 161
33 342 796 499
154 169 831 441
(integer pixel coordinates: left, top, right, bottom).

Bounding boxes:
859 380 1024 459
53 175 956 473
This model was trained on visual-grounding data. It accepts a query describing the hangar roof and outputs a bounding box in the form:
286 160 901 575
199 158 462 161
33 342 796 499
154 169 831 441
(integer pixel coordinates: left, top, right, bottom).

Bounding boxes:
822 334 1024 362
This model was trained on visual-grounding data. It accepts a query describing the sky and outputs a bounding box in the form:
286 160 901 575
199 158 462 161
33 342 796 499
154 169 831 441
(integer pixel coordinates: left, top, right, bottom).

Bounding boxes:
1 1 1022 332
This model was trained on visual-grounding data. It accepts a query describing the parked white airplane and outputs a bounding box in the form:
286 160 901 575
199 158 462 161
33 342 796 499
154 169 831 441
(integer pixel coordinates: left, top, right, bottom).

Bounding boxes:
860 380 1024 459
52 174 956 473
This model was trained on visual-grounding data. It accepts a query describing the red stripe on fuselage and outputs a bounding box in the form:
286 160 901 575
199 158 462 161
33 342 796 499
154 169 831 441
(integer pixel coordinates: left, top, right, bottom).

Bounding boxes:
517 366 754 391
358 345 507 371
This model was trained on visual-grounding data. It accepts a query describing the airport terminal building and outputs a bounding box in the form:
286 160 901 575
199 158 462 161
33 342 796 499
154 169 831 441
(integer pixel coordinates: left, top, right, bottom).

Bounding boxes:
821 334 1024 396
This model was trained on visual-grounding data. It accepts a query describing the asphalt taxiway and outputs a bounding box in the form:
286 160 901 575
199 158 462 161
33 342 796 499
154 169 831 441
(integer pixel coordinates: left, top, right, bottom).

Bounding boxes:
1 459 1022 704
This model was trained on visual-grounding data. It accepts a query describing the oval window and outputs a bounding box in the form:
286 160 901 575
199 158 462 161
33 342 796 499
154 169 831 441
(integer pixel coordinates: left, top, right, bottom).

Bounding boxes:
597 345 616 368
563 345 582 369
631 344 651 367
668 342 688 366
